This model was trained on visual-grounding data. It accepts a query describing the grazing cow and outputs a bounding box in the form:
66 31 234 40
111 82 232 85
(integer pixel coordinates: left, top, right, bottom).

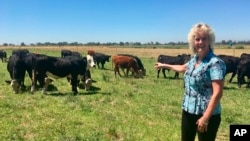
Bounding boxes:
118 54 146 76
157 54 190 78
61 49 72 58
112 55 143 78
237 58 250 88
7 54 26 93
83 54 95 90
31 55 87 94
218 55 240 83
6 52 48 93
0 50 7 62
93 52 111 69
63 53 95 91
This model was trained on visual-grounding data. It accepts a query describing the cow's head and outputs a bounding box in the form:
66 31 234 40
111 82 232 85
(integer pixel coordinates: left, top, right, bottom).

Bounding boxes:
106 55 111 62
134 69 144 78
86 54 96 69
11 80 20 94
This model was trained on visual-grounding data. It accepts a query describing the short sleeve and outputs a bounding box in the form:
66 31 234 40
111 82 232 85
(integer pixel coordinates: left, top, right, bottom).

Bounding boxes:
210 59 226 80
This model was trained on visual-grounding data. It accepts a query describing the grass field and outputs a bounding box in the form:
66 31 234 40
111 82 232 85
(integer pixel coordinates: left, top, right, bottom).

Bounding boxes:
0 46 250 140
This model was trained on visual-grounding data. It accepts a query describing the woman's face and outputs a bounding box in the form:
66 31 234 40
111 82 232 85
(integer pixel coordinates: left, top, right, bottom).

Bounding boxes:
194 31 209 55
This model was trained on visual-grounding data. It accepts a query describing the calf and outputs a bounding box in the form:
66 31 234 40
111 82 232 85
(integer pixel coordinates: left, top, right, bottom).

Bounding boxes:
112 55 143 78
0 50 7 62
237 58 250 88
118 54 146 76
31 55 87 94
218 55 240 83
93 52 111 69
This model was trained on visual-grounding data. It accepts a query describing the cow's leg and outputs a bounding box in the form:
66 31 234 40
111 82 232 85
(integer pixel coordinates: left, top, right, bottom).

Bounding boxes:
71 77 78 95
162 69 167 78
174 72 179 79
84 70 92 91
31 70 36 94
115 65 122 77
42 77 52 94
229 72 236 83
101 62 104 69
157 69 161 78
237 71 243 88
85 79 92 91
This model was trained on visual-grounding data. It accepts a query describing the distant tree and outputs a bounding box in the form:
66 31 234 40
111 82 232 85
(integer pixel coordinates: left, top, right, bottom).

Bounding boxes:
119 42 124 46
3 43 8 46
221 40 226 45
20 42 26 46
155 41 161 45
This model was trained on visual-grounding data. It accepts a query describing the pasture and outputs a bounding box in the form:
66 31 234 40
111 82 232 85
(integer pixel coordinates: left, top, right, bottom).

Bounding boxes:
0 46 250 141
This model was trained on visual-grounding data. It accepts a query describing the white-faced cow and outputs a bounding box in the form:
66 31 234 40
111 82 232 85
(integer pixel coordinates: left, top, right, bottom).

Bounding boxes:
65 54 95 91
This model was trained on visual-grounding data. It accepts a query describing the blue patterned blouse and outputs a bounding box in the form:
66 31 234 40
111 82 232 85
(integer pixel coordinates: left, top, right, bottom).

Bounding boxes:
183 51 226 115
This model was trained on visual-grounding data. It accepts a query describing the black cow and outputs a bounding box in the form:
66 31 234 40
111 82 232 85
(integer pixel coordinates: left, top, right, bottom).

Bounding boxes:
31 55 87 94
0 50 7 62
237 58 250 88
157 54 190 78
72 51 82 57
7 54 26 93
93 52 111 69
61 49 72 58
218 55 240 83
117 54 146 76
240 53 250 60
12 49 29 57
6 52 46 93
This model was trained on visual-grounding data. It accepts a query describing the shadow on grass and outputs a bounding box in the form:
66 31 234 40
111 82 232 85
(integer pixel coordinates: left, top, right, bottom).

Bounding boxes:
41 85 113 96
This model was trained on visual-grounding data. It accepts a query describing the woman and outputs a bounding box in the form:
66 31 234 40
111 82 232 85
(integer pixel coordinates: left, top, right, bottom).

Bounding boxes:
155 23 226 141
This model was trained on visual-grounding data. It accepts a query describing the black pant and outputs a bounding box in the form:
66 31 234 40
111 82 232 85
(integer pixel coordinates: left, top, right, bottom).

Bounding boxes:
181 110 221 141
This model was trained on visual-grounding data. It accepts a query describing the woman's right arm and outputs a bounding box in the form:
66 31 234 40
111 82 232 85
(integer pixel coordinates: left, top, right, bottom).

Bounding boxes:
154 62 187 73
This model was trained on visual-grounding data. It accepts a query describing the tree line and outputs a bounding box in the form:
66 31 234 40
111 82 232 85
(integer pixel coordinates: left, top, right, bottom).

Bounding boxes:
2 40 250 47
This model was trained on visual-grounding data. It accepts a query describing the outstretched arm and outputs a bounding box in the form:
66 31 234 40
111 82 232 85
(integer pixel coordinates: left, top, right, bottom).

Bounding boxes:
154 62 187 73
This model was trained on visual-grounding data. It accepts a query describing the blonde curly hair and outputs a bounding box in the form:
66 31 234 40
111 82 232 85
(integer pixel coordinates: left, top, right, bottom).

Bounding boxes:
187 23 215 53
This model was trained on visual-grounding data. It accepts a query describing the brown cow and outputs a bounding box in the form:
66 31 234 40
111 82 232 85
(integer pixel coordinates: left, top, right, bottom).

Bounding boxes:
87 50 95 56
112 55 143 78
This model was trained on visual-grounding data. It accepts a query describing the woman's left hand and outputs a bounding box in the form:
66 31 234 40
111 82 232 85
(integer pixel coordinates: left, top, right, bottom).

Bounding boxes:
196 118 208 133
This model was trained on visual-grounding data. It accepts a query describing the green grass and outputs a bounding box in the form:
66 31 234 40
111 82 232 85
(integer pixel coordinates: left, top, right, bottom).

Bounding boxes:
0 48 249 140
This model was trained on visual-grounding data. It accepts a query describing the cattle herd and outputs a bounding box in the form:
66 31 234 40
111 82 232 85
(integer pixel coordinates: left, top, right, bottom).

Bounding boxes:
1 49 250 94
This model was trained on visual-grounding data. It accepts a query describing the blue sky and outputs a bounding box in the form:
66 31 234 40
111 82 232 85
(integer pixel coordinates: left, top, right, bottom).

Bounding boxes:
1 0 250 45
